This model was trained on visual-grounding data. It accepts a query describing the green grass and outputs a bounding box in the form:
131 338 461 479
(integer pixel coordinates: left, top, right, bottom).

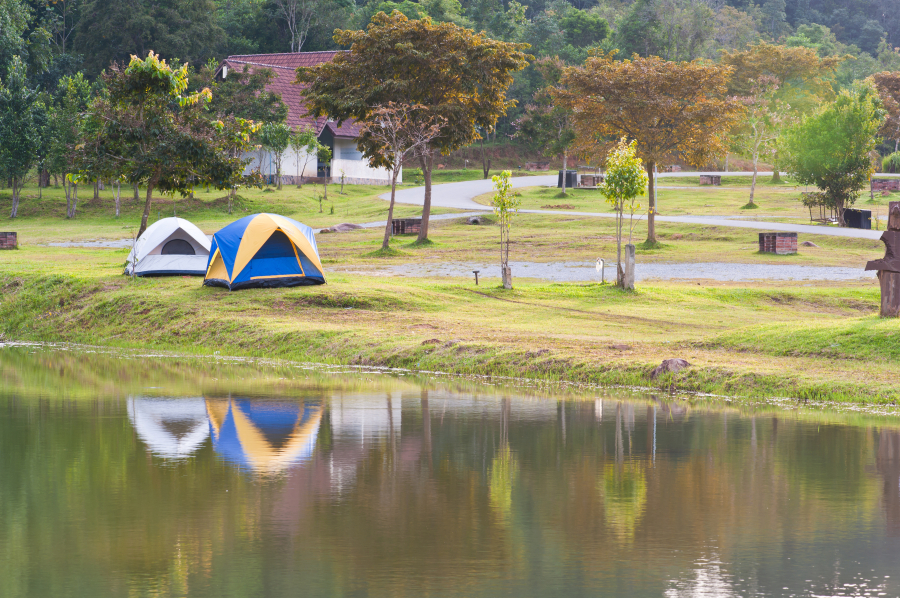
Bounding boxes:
0 178 896 406
474 184 900 226
0 181 460 244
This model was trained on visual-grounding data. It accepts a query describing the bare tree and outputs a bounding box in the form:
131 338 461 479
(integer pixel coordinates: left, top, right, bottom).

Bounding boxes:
272 0 317 53
359 103 445 250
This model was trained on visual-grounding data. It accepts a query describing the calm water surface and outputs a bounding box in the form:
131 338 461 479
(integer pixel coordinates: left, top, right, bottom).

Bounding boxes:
2 346 900 598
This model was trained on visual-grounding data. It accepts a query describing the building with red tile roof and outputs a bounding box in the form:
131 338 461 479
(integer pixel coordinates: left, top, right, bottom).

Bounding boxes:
218 52 397 185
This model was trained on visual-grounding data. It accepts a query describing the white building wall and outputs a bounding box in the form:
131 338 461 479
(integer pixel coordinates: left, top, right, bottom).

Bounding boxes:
242 138 399 185
332 138 401 184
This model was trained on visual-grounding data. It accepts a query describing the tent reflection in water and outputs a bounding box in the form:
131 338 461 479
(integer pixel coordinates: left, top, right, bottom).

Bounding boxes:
125 217 211 276
127 397 210 460
206 398 323 474
204 213 325 290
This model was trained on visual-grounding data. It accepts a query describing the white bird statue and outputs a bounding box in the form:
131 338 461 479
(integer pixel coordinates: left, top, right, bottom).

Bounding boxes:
596 258 605 283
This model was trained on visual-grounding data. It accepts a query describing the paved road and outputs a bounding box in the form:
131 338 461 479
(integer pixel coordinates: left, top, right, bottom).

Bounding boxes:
381 173 883 240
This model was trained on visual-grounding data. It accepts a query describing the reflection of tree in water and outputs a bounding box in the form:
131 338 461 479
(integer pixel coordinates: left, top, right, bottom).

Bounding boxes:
489 398 518 521
490 445 519 521
600 461 647 541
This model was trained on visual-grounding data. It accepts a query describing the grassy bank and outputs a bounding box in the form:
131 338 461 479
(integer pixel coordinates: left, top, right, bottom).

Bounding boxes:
1 262 895 405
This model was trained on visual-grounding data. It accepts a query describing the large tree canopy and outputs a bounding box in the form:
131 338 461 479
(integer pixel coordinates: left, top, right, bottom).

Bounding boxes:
296 10 530 241
78 51 258 237
556 52 742 245
75 0 224 76
782 84 884 225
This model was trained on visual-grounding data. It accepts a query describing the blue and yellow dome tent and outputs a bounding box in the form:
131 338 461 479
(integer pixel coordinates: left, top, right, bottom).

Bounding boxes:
204 213 325 290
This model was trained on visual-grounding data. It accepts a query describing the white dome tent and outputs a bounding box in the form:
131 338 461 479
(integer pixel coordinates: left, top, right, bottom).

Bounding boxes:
125 217 211 276
127 397 210 460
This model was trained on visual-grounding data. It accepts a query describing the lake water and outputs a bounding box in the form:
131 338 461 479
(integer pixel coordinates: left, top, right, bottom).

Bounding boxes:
2 345 900 598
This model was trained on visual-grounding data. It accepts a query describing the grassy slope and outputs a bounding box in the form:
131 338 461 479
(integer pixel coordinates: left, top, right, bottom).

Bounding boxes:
0 182 895 405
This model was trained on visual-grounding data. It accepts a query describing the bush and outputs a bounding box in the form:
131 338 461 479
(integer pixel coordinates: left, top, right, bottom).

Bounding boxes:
883 152 900 173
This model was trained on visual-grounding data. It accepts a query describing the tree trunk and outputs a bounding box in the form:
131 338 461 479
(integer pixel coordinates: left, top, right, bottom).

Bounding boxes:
93 180 99 200
65 179 72 218
645 161 657 246
771 151 781 183
276 159 282 190
133 184 140 201
137 177 157 239
418 152 434 243
481 138 490 179
68 183 79 218
749 152 758 205
383 169 400 250
10 176 19 218
561 150 568 195
114 181 121 218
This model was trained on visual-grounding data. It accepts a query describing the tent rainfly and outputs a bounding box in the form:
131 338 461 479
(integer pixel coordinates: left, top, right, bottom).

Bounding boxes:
204 213 325 290
125 217 211 276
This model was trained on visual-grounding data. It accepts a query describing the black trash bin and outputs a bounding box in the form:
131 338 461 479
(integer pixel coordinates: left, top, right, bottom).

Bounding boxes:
843 208 872 229
557 170 577 188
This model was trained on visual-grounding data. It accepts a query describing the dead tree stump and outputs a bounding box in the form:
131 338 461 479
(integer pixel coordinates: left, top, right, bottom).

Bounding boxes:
866 203 900 317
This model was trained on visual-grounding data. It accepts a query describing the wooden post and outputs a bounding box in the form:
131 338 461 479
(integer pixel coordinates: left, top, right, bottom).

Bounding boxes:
866 203 900 317
879 271 900 317
623 244 636 290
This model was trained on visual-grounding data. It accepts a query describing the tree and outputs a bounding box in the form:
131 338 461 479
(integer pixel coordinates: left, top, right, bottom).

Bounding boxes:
731 75 794 207
257 122 291 190
297 11 530 243
782 84 885 226
358 102 444 250
616 0 715 62
556 52 742 246
0 0 28 75
290 125 321 187
78 51 258 238
720 42 844 112
74 0 224 77
491 170 521 290
271 0 318 52
48 71 90 218
316 143 332 209
195 60 288 124
721 42 844 182
873 71 900 151
0 56 44 218
42 0 78 54
514 56 575 194
599 138 648 289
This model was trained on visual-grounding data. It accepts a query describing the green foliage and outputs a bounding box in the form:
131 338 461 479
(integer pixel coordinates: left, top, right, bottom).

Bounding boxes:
0 55 45 217
297 11 531 169
600 139 648 281
196 60 287 124
78 52 258 236
491 169 520 284
74 0 225 77
883 152 900 174
257 121 292 189
782 84 885 223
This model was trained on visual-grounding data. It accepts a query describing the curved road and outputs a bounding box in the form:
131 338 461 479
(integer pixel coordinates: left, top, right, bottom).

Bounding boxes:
381 172 883 240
